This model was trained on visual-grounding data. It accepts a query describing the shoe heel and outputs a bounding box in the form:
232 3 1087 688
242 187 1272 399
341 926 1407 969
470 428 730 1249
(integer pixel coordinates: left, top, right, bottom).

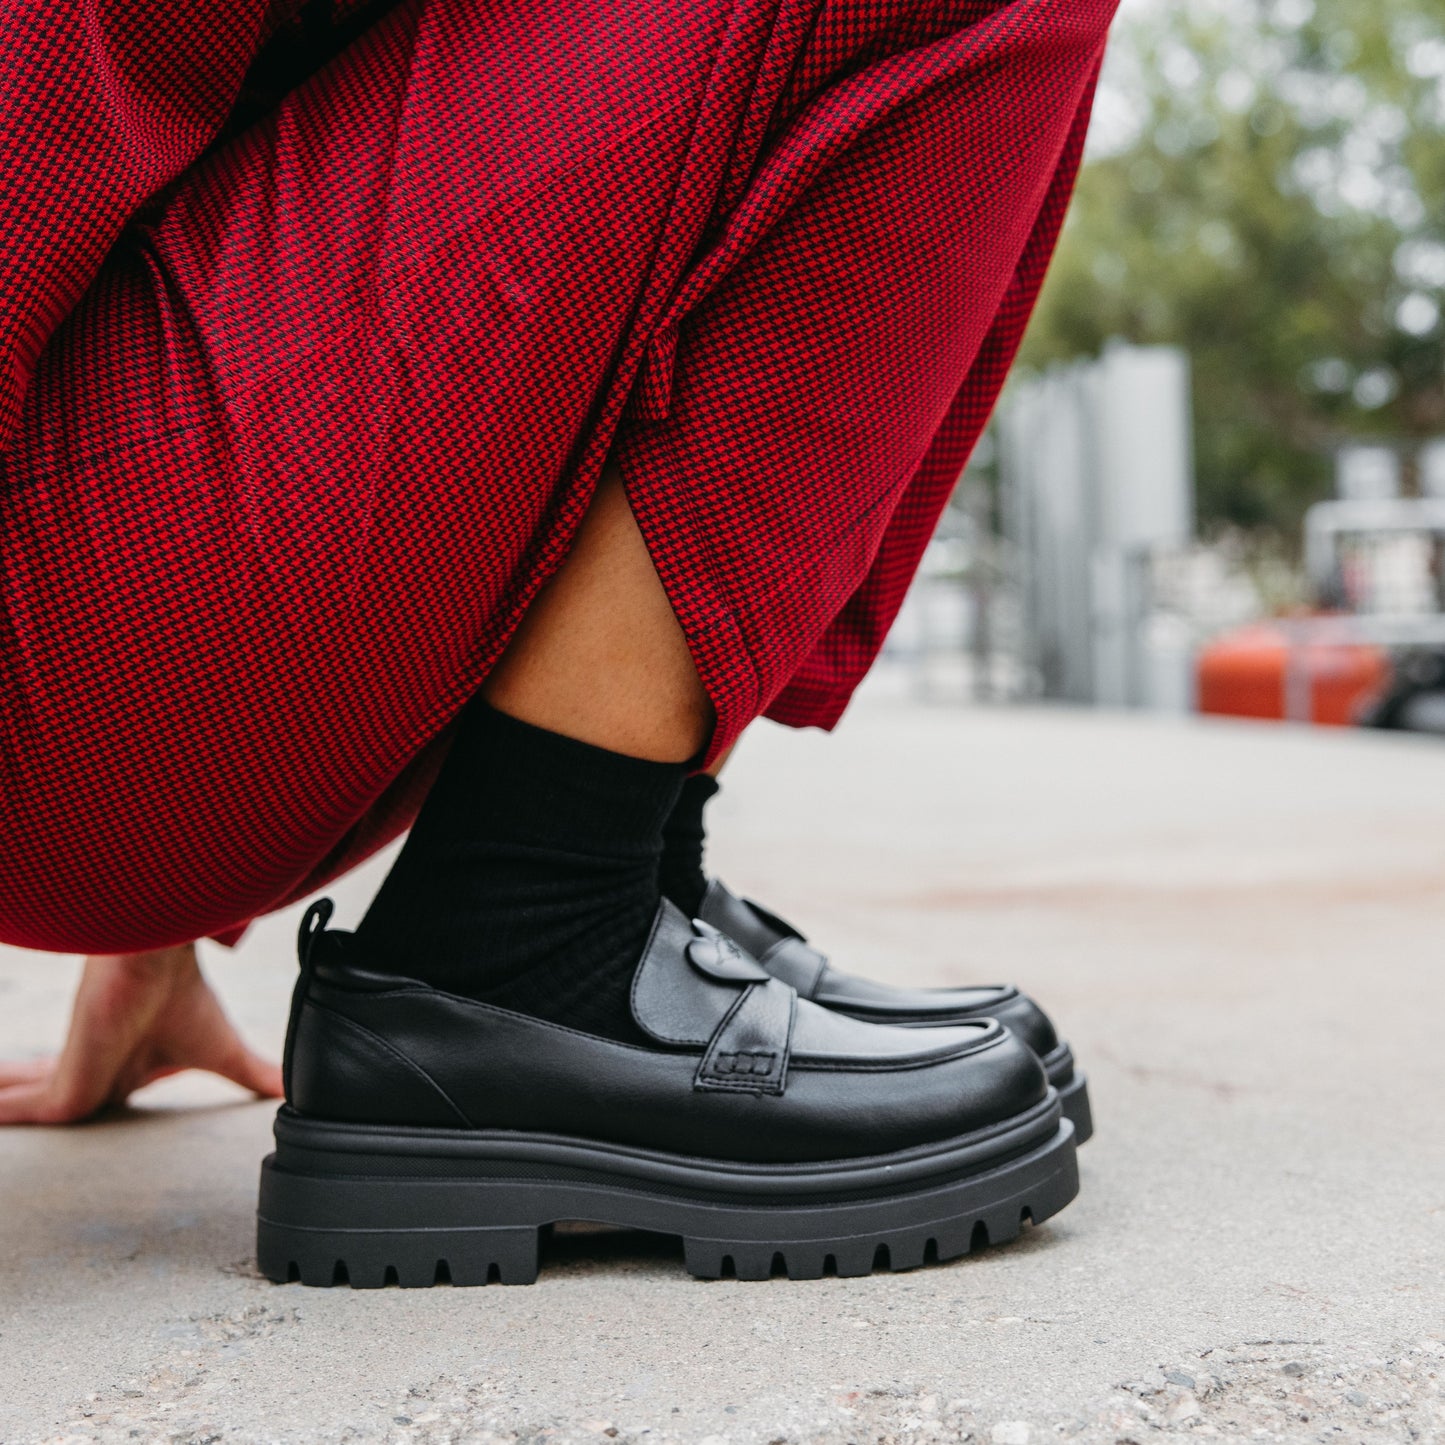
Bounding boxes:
256 1157 541 1288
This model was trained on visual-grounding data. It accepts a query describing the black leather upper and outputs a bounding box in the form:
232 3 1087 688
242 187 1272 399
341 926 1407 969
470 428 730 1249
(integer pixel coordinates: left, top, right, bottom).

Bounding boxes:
283 898 1047 1164
697 880 1061 1059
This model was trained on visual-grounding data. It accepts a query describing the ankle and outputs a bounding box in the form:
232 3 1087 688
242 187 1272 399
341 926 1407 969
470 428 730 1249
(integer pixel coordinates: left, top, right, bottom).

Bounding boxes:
353 702 684 1044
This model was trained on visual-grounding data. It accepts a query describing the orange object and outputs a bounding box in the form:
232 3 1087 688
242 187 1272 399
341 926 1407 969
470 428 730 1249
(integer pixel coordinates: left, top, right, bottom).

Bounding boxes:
1196 620 1390 726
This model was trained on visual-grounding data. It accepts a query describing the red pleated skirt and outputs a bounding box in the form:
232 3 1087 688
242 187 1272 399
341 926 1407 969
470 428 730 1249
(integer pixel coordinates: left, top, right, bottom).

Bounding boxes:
0 0 1113 951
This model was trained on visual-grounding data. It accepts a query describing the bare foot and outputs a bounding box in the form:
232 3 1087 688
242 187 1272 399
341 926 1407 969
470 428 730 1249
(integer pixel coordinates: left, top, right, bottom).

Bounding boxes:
0 943 283 1124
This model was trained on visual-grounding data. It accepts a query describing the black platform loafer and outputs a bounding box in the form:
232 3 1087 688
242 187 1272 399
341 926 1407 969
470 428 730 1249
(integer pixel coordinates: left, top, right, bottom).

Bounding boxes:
257 898 1079 1287
697 879 1093 1144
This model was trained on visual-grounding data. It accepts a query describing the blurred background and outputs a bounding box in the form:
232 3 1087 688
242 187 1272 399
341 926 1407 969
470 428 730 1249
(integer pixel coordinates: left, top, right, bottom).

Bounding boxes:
883 0 1445 735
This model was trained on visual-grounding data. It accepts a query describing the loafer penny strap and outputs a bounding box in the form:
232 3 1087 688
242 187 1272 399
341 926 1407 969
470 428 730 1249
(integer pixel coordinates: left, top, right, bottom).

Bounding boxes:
631 906 798 1097
695 976 796 1096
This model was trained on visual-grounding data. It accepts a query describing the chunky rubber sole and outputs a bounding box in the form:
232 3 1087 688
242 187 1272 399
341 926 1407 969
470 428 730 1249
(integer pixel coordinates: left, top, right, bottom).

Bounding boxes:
1044 1044 1093 1145
256 1096 1078 1287
1058 1071 1092 1145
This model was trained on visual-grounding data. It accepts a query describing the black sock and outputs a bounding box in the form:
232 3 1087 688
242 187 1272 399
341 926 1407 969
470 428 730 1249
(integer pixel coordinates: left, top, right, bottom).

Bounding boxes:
659 772 719 918
352 702 684 1043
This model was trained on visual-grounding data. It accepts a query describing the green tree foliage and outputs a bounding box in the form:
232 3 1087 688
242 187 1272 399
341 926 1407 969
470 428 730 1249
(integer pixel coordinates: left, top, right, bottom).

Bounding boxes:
1020 0 1445 536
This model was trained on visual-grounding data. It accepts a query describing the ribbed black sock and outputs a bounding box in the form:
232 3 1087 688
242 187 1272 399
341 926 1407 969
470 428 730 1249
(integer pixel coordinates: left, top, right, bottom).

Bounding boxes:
351 702 684 1043
659 772 719 919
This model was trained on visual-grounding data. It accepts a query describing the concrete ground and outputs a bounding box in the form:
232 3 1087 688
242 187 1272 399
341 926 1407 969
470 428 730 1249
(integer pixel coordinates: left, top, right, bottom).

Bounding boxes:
2 700 1442 1445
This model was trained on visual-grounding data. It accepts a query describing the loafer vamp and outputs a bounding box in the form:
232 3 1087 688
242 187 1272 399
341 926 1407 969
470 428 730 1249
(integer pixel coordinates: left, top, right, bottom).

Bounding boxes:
286 899 1047 1164
699 879 1060 1056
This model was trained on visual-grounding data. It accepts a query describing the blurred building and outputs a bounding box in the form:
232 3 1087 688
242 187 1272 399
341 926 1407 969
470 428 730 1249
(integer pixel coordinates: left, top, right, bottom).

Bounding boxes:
883 341 1445 734
998 340 1195 712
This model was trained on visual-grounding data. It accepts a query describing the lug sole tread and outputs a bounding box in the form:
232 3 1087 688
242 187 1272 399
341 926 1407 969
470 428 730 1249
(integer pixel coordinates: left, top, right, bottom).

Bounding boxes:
259 1199 1054 1287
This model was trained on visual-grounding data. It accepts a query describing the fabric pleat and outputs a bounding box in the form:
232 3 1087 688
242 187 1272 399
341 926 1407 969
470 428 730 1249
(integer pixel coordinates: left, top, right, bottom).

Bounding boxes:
0 0 1115 950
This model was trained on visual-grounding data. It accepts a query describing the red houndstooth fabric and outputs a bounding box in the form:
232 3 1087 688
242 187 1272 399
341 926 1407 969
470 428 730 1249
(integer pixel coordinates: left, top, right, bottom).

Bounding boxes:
0 0 1115 952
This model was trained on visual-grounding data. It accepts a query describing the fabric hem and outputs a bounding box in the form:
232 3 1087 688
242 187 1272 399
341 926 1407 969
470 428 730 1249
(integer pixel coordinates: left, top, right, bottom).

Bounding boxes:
763 676 852 732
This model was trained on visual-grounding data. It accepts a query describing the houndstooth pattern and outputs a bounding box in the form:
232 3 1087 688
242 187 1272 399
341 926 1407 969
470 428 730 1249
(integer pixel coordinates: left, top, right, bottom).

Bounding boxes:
0 0 1115 951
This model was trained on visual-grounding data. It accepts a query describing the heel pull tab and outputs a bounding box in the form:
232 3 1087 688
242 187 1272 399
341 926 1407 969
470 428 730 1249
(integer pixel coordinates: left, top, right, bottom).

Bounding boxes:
283 897 334 1105
297 897 335 971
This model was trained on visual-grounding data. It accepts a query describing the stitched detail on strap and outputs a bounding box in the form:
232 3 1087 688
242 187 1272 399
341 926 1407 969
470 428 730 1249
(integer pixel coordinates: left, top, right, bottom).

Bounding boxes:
695 977 796 1096
710 1049 777 1077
